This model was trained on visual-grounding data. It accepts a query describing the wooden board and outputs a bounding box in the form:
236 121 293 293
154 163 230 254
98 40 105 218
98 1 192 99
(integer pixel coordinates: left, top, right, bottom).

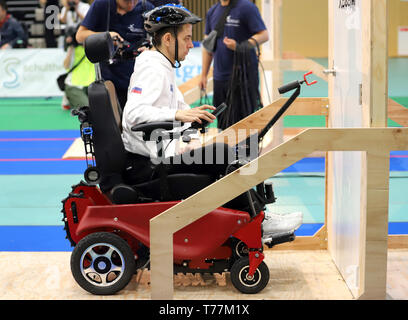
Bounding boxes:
359 0 389 300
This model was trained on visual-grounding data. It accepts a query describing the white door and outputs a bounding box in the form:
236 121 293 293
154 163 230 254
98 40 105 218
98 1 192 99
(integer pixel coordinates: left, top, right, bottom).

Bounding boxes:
328 0 363 297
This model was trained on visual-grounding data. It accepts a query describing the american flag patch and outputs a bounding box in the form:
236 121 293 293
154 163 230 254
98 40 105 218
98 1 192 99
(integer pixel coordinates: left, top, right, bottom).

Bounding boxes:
131 86 142 94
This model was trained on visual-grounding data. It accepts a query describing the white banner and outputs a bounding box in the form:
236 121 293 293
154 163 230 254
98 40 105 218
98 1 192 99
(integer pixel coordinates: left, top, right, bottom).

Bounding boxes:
0 49 66 97
0 47 203 97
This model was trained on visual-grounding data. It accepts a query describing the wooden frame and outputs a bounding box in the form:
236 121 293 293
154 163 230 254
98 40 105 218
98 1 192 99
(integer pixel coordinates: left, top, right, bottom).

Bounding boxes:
150 127 408 300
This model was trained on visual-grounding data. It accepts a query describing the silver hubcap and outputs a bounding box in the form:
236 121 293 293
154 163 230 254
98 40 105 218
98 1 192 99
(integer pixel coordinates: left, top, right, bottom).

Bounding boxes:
238 266 261 287
80 243 125 287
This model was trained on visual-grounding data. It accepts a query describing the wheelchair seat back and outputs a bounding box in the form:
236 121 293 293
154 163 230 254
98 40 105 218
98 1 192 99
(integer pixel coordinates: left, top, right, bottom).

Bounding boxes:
87 80 127 193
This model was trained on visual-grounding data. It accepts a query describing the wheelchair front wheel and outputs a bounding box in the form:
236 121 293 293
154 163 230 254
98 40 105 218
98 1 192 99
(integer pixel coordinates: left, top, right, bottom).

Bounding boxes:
230 257 269 294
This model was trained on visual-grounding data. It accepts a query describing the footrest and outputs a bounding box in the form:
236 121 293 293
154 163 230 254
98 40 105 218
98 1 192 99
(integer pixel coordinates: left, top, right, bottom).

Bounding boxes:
263 232 296 248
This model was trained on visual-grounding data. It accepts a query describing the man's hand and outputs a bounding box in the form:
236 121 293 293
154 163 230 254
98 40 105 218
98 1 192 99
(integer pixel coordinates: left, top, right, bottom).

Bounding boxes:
175 105 216 124
223 37 237 51
65 36 73 45
137 46 149 54
109 32 124 44
0 43 10 50
199 74 208 91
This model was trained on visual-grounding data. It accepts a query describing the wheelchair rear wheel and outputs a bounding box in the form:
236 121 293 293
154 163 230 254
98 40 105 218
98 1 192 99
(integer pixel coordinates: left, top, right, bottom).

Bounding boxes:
70 232 136 295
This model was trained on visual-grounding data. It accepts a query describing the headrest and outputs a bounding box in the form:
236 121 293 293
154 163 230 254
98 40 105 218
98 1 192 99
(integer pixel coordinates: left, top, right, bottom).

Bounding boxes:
84 32 114 63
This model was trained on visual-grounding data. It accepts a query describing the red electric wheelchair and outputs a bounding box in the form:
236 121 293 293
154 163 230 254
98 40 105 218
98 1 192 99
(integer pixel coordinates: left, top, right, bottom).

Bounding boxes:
62 32 313 296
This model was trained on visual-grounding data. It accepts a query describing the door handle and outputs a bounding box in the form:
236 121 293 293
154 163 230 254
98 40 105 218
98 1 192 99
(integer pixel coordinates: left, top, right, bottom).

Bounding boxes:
323 68 337 76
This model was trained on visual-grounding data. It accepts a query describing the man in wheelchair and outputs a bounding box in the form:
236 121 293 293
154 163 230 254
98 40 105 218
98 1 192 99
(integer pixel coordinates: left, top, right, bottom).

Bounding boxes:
65 4 304 296
117 4 302 240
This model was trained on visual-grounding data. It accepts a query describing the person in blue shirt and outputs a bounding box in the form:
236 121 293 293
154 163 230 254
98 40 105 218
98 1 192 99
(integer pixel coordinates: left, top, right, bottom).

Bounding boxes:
0 0 28 49
76 0 154 108
199 0 268 129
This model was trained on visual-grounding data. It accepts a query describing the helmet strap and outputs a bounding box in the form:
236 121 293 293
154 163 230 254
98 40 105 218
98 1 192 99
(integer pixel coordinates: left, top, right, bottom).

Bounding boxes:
173 26 181 69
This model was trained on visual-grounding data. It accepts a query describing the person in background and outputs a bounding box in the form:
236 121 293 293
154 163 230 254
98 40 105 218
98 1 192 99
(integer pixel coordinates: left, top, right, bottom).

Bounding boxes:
199 0 269 129
62 26 95 110
59 0 90 110
0 0 28 49
60 0 90 27
76 0 155 109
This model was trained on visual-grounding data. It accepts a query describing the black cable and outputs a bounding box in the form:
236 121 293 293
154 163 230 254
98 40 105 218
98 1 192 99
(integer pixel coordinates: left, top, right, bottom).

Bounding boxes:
162 139 173 156
219 39 263 130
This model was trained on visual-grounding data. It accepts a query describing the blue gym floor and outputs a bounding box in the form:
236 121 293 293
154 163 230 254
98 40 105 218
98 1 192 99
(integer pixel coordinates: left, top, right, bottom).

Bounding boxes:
1 58 407 251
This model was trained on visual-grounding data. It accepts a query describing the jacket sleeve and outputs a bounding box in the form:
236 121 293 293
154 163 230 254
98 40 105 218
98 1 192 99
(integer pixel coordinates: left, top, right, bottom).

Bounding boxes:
123 65 177 127
9 19 27 47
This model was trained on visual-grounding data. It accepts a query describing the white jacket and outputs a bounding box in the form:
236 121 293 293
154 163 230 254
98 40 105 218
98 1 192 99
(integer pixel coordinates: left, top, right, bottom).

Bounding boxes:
122 50 191 159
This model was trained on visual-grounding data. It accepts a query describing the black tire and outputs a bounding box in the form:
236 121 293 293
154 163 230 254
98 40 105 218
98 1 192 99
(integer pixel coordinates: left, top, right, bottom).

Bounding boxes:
70 232 136 295
230 257 270 294
84 166 101 185
231 238 249 260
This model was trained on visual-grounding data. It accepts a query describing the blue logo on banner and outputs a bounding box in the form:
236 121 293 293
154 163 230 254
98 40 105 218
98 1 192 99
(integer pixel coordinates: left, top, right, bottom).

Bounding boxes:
2 58 21 89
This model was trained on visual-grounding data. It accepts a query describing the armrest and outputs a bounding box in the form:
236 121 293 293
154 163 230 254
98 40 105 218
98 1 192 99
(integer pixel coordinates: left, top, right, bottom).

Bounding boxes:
131 121 200 142
131 122 178 141
131 121 175 134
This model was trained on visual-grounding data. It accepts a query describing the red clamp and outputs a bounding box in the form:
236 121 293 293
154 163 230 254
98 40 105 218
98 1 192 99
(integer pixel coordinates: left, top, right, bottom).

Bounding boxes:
248 251 264 276
303 71 317 86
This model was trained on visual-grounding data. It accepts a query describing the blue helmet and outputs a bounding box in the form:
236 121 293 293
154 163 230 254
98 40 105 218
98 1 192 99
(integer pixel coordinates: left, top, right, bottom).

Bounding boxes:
144 4 201 34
